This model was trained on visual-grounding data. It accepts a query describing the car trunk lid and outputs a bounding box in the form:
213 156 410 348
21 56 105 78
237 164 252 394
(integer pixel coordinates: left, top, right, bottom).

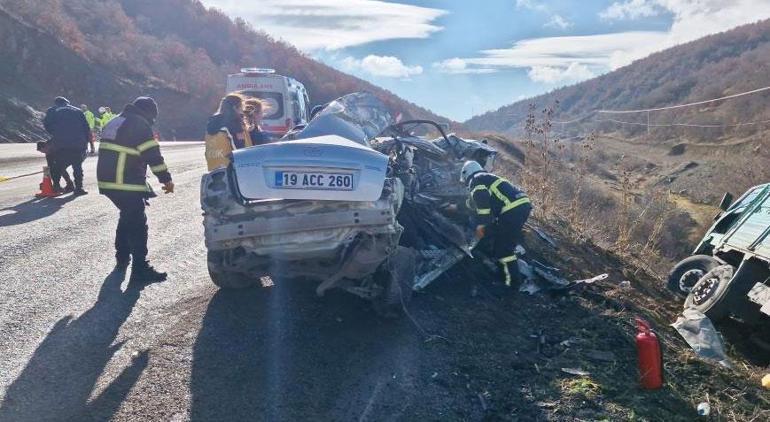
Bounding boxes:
231 135 389 201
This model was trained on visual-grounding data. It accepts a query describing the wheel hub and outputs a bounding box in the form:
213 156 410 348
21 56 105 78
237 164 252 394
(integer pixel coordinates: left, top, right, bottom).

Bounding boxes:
691 276 720 305
680 269 705 292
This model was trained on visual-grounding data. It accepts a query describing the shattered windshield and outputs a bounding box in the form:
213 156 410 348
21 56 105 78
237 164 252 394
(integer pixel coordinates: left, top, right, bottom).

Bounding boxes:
284 92 392 146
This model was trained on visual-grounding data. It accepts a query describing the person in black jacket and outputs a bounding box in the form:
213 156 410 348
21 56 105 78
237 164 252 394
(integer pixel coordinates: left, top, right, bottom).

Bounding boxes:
43 97 90 195
36 140 74 193
206 94 249 148
97 97 173 284
460 161 532 288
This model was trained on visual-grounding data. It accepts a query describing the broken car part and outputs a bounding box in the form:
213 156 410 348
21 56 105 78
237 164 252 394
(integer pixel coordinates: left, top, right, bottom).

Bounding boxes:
201 92 497 313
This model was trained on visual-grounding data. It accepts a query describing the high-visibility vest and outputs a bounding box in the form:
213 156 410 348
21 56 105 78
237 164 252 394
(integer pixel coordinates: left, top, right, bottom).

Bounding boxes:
205 129 234 171
100 112 115 128
84 110 96 130
204 125 254 171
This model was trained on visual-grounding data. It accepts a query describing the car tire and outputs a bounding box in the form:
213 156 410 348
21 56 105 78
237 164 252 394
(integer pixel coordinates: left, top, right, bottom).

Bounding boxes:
207 251 259 289
374 246 416 318
667 255 720 296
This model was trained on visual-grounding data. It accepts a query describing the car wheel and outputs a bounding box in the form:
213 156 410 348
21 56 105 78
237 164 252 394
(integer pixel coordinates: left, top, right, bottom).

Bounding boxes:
207 251 259 289
667 255 720 296
374 246 416 318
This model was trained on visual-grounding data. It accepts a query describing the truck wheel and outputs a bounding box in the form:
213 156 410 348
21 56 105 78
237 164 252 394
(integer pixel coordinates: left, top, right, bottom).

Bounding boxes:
685 261 765 323
667 255 720 296
684 265 735 321
374 246 416 318
687 260 767 323
207 251 259 289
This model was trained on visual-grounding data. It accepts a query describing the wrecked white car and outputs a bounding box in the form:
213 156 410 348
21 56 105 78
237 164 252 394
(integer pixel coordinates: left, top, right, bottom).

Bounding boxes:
200 92 496 313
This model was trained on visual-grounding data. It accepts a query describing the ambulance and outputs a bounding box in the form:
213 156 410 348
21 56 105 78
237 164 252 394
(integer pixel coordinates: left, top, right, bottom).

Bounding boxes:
226 68 310 137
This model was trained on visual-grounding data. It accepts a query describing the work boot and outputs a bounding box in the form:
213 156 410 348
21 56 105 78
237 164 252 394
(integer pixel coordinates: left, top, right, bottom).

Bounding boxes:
73 188 88 196
53 183 64 194
499 258 521 289
129 261 167 286
63 183 75 193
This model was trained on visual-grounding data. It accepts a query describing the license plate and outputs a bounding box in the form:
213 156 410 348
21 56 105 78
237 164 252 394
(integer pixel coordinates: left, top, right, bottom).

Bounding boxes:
274 171 354 190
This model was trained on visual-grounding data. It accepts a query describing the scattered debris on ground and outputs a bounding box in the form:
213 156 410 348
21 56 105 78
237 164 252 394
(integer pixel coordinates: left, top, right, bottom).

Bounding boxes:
672 309 732 368
409 216 770 420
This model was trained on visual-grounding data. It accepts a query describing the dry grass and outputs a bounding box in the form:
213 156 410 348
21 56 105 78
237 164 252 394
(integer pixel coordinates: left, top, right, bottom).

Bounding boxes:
494 103 696 277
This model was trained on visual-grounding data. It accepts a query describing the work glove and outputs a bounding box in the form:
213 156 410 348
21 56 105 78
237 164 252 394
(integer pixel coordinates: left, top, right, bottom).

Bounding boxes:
162 181 175 194
475 224 486 240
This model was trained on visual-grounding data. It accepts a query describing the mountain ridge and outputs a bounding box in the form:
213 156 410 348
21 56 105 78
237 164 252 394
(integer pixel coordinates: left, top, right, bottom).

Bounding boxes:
0 0 449 142
465 19 770 144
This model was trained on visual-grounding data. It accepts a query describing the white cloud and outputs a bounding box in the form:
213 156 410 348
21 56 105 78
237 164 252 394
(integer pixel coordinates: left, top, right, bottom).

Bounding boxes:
516 0 547 12
203 0 447 51
545 14 573 29
660 0 770 45
460 0 770 85
600 0 661 20
516 0 572 30
465 31 667 70
342 55 423 78
432 58 497 74
528 63 596 84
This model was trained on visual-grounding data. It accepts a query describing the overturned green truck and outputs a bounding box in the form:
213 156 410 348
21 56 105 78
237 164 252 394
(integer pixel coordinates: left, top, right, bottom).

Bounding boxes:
668 183 770 324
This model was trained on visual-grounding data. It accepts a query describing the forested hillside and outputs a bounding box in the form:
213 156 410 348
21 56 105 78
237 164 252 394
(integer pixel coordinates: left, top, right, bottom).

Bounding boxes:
465 19 770 144
0 0 446 141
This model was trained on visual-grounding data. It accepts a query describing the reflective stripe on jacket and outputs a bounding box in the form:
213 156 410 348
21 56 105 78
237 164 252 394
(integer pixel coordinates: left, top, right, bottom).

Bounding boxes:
467 172 530 224
96 104 170 195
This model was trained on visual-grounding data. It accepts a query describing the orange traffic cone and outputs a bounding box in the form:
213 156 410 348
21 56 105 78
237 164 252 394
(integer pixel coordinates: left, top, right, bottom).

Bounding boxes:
35 166 61 198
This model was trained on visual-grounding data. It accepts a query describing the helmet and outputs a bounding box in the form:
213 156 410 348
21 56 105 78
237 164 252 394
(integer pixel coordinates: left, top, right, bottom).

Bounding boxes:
98 107 106 113
460 160 483 182
132 96 158 120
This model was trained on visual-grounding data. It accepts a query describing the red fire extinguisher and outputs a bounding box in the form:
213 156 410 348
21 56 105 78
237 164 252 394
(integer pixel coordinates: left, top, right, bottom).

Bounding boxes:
635 317 663 389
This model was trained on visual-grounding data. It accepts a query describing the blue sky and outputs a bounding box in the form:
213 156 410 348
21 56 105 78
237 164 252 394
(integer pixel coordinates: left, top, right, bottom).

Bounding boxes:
202 0 770 121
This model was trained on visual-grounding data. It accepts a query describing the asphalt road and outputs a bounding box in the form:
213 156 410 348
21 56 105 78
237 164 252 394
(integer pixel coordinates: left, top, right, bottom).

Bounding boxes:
0 143 457 421
5 143 765 421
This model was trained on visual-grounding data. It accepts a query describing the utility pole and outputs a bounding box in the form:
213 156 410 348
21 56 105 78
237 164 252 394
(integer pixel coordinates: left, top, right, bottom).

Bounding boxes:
647 111 651 136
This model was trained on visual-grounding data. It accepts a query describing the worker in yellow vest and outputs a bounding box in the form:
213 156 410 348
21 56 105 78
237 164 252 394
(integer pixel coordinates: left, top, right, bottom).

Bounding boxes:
461 161 532 287
80 104 96 155
98 106 115 129
204 94 253 171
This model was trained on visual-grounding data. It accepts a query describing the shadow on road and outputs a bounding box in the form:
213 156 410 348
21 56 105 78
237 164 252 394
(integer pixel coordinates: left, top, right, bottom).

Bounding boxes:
0 195 78 228
0 270 148 422
190 281 422 421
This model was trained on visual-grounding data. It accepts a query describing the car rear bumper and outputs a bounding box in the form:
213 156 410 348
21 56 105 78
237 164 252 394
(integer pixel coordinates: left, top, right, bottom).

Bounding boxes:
207 207 395 245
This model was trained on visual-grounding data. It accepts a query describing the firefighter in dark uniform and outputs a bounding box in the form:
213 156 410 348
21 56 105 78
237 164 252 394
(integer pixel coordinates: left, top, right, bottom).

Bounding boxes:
43 96 90 195
97 97 174 284
461 161 532 287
